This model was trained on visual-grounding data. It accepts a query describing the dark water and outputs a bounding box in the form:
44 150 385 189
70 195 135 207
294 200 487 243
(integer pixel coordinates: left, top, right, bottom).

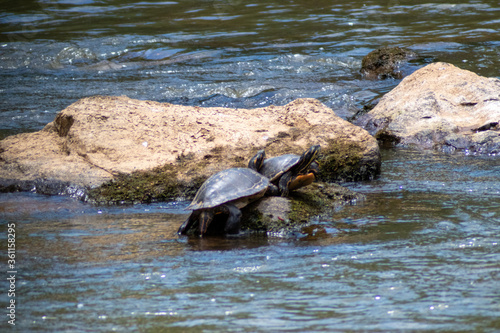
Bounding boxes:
1 1 500 332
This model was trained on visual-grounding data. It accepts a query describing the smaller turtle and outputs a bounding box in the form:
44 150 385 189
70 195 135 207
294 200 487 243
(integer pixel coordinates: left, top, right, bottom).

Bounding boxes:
254 144 321 197
178 153 270 236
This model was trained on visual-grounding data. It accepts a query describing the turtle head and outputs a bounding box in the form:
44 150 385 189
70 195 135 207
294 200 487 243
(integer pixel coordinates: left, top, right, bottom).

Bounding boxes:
248 149 266 171
295 144 321 174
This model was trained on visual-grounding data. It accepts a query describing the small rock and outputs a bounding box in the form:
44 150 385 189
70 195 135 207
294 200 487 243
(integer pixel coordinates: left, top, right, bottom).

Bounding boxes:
241 182 365 236
360 46 417 80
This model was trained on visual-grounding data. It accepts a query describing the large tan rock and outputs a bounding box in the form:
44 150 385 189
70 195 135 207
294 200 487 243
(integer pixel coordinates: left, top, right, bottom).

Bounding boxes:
356 62 500 154
0 95 380 201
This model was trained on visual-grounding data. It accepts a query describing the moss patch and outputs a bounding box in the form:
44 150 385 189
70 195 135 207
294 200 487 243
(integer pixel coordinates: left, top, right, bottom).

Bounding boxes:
87 164 205 205
241 183 365 235
86 146 246 205
290 183 363 222
318 139 364 182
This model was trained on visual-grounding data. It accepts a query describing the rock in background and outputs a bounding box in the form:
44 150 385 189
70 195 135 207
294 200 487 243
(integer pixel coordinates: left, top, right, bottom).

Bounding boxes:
356 62 500 154
360 46 418 80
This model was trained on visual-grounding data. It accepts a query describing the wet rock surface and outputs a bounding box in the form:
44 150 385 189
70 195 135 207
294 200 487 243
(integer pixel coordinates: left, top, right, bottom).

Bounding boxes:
0 95 380 201
356 62 500 154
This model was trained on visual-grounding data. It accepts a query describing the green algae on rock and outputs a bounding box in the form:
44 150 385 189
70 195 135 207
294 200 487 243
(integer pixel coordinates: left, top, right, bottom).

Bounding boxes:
318 139 380 182
87 164 205 205
240 182 365 235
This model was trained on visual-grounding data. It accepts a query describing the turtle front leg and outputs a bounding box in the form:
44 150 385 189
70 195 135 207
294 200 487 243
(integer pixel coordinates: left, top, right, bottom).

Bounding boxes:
265 183 280 196
278 171 293 197
221 204 242 234
199 210 214 237
178 210 201 235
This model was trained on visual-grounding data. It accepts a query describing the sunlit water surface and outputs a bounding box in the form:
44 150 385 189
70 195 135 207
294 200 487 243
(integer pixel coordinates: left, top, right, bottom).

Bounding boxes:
1 148 499 332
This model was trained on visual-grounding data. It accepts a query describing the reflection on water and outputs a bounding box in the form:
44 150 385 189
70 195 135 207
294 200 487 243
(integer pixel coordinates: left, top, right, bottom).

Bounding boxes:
1 148 499 331
20 213 185 262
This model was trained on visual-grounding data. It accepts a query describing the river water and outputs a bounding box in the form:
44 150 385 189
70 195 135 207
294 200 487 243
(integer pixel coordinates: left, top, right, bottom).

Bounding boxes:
1 1 500 332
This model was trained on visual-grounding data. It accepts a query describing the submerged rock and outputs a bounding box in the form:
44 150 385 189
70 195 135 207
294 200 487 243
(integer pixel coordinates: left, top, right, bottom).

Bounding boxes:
356 62 500 154
0 95 380 202
360 46 417 80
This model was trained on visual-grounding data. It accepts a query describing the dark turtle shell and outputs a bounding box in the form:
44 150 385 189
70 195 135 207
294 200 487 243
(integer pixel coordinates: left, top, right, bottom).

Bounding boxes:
259 154 300 182
187 168 269 210
259 145 320 184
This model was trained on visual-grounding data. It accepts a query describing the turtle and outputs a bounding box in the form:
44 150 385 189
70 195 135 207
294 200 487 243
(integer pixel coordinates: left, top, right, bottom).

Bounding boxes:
178 152 272 237
253 144 321 197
